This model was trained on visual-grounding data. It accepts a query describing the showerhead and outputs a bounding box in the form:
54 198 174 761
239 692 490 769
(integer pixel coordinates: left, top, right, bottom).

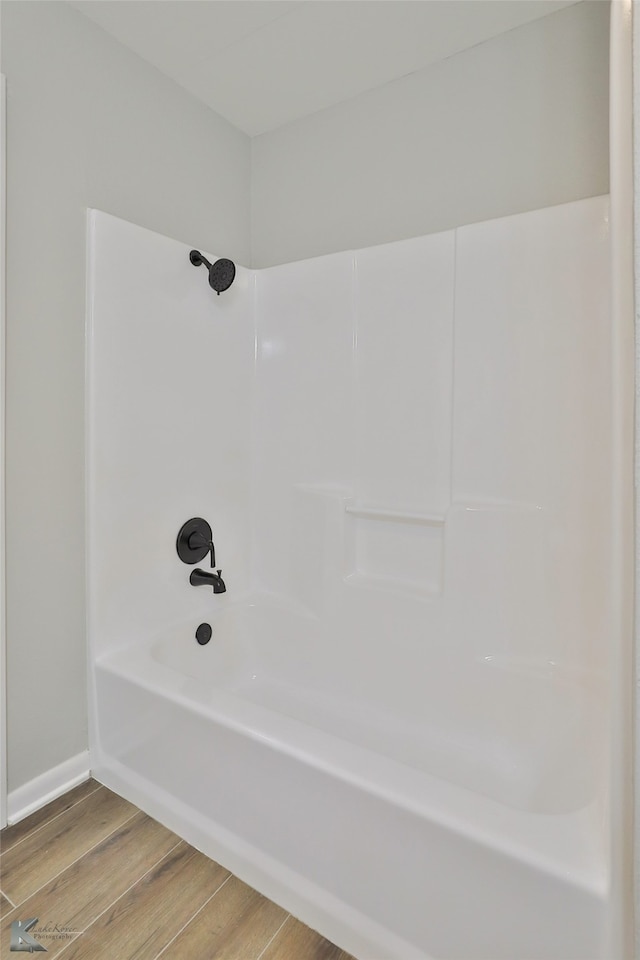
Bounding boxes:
208 258 235 294
189 249 236 295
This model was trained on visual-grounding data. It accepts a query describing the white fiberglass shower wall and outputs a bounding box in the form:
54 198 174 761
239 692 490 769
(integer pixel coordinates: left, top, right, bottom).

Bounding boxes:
87 195 615 959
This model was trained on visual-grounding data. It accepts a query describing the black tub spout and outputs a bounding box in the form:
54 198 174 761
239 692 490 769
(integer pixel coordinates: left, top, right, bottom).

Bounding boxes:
189 568 226 594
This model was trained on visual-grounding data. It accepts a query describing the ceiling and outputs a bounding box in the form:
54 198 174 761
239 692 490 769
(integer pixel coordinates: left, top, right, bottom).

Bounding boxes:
68 0 579 137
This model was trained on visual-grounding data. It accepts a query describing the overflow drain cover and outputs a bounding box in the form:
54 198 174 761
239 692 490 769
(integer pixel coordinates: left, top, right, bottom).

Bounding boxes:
195 623 212 645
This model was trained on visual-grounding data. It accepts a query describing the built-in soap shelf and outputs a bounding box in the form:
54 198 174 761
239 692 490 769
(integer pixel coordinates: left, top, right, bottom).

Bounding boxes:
345 503 445 526
342 570 440 601
344 500 445 599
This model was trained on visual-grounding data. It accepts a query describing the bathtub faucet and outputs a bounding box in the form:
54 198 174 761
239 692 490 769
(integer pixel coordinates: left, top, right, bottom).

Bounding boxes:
176 518 227 594
189 567 226 594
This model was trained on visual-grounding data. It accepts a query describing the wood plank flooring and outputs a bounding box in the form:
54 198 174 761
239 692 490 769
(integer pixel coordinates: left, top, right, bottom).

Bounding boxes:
0 780 356 960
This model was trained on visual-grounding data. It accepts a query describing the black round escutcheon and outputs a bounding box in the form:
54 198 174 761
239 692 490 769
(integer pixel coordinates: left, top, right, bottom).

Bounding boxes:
177 518 212 565
196 623 212 645
189 249 206 267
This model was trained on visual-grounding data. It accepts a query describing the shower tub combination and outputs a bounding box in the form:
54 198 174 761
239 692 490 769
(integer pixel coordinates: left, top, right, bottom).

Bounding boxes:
88 193 618 960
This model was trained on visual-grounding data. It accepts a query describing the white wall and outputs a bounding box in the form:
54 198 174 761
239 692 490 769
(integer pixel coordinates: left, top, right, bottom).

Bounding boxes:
0 0 251 793
251 1 610 268
87 212 254 664
253 198 611 687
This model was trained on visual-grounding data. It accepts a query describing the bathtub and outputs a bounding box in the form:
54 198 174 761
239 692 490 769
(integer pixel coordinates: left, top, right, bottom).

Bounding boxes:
91 597 608 960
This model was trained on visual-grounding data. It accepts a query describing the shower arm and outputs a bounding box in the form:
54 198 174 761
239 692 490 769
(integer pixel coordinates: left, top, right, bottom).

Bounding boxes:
189 250 213 271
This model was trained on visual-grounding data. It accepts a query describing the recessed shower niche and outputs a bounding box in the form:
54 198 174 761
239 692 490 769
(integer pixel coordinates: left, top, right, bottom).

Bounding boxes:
344 504 445 598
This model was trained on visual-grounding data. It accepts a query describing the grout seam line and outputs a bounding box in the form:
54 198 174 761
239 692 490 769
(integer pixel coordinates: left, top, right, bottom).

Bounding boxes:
10 808 140 908
151 873 233 960
256 913 291 960
449 227 457 508
54 838 185 959
1 889 17 908
1 782 103 855
442 227 458 589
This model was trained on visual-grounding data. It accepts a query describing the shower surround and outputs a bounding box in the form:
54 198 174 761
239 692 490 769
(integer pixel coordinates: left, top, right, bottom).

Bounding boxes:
87 197 614 959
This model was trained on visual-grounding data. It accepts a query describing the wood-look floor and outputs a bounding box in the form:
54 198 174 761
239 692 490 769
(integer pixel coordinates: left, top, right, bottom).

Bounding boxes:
0 779 356 960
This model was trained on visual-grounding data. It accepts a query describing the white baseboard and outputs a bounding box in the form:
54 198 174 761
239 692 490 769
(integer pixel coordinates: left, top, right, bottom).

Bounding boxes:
7 751 91 824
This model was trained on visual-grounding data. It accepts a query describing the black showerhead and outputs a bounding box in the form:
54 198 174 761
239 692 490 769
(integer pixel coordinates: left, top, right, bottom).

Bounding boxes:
208 258 235 294
189 249 236 295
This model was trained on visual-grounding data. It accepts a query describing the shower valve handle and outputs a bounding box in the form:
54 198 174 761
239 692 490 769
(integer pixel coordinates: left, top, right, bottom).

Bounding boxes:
176 518 214 566
187 533 215 567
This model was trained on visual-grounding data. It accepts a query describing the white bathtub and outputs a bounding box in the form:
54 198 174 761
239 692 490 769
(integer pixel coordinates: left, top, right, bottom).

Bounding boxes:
92 597 608 960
